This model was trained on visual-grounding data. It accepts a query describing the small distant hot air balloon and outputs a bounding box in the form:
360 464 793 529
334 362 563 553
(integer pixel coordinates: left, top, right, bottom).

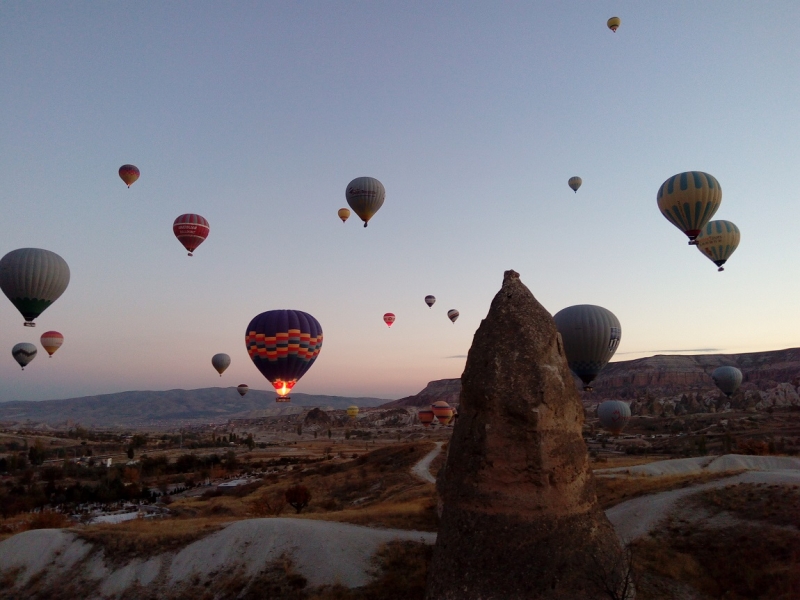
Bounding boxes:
597 400 631 435
173 214 210 256
696 220 740 272
337 208 351 223
418 409 435 428
607 17 621 32
212 353 231 376
447 309 459 323
568 176 582 193
237 384 249 397
712 366 742 397
119 164 140 187
245 309 323 402
432 401 454 425
40 331 64 357
384 313 396 327
347 405 359 419
12 343 37 370
657 171 721 245
554 304 621 391
0 248 70 327
425 295 436 308
346 177 385 227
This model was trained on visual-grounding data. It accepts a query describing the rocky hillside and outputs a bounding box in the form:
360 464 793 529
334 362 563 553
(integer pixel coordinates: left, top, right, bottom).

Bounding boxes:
380 379 461 409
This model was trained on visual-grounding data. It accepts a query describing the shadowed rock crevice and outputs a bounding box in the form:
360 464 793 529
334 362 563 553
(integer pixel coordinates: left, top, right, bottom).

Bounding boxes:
427 270 627 599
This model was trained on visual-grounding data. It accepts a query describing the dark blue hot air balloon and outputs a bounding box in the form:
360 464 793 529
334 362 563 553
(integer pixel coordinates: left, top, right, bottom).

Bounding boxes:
245 310 323 402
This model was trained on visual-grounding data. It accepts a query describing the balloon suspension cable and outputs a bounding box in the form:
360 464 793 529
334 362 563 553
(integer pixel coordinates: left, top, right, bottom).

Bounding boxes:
24 322 35 327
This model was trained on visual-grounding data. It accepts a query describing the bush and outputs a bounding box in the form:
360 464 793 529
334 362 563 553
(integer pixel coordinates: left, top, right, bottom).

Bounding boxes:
285 485 311 514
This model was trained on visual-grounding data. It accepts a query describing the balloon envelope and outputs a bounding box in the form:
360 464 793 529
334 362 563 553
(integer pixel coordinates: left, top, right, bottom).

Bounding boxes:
347 405 359 418
657 171 721 244
696 220 740 271
554 304 621 391
40 331 64 357
337 208 351 223
425 295 436 308
0 248 70 327
245 309 323 401
118 164 140 187
346 177 385 227
447 309 459 323
173 214 210 256
432 401 453 424
12 342 37 370
384 313 396 327
568 176 582 193
607 17 621 31
237 384 249 397
212 353 231 376
597 400 631 435
418 409 435 427
712 366 742 397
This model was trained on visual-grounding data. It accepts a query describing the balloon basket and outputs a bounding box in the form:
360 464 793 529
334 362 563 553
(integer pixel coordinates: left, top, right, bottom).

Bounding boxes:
187 252 193 257
583 386 594 392
276 396 291 403
718 267 724 272
23 322 35 327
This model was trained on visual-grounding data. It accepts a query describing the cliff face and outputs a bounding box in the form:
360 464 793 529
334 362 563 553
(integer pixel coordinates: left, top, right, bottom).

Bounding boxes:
380 379 461 408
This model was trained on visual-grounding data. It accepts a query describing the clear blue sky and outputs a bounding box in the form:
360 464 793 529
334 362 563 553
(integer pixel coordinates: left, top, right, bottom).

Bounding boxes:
1 2 798 402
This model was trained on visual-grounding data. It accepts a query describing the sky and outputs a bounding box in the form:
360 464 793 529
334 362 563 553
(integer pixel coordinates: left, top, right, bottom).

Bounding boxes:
1 2 799 402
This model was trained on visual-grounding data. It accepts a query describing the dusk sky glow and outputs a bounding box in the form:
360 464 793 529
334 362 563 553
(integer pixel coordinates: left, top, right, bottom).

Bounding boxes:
1 3 798 402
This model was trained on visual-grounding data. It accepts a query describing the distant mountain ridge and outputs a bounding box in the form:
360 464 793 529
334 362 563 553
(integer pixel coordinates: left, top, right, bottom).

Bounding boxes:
0 388 389 429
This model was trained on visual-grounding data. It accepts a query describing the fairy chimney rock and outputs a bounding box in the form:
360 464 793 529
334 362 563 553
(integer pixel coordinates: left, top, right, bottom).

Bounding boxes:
426 270 625 600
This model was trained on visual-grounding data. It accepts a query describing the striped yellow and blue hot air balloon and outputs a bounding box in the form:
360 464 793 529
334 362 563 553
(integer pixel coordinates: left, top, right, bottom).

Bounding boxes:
346 177 385 227
657 171 721 245
695 220 740 272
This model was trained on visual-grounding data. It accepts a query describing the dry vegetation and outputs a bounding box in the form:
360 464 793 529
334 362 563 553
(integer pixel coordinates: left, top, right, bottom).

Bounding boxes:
0 511 73 543
631 483 800 599
594 471 744 509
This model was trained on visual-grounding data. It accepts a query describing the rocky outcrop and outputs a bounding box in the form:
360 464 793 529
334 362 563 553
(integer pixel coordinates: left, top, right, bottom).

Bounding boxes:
303 407 332 428
380 379 461 409
426 271 627 600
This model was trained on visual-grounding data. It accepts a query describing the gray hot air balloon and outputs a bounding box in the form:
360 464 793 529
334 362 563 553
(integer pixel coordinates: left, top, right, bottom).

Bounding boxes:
425 295 436 308
0 248 70 327
212 353 231 376
553 304 621 391
345 177 385 227
568 176 582 193
597 400 631 435
12 342 37 370
712 366 742 397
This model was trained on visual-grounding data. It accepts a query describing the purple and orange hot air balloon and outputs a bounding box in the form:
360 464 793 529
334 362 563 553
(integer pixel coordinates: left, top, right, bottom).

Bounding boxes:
245 309 323 402
173 214 209 256
431 401 454 425
418 409 435 428
119 165 140 188
40 331 64 357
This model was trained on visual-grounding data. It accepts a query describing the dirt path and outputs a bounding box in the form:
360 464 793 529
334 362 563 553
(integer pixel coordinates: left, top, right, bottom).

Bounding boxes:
412 442 443 484
605 469 800 542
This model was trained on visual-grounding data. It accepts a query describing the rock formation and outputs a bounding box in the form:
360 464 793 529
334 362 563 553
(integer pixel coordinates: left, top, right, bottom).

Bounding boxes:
426 271 628 600
380 378 462 409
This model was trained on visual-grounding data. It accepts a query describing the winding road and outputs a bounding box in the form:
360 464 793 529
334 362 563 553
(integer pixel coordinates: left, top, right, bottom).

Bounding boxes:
412 442 443 484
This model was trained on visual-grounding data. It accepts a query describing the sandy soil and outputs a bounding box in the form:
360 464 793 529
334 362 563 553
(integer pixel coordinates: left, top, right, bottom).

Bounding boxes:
411 442 442 484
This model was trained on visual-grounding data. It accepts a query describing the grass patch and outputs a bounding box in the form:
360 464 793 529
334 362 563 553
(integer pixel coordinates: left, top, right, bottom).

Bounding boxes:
594 471 744 509
687 482 800 528
75 517 227 564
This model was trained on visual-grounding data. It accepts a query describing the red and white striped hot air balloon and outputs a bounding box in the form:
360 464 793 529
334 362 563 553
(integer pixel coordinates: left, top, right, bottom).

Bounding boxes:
173 214 210 256
383 313 396 327
40 331 64 357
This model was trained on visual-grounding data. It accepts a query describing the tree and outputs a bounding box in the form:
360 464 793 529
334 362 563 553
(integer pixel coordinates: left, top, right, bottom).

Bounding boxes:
245 434 255 450
296 424 303 437
327 429 332 439
285 485 311 514
127 447 135 460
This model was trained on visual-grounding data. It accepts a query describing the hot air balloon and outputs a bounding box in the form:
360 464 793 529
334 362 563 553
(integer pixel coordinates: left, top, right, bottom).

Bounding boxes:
425 295 436 308
119 164 140 187
0 248 70 327
346 177 385 227
607 17 621 32
568 176 582 193
432 401 454 425
40 331 63 357
12 343 37 370
173 214 210 256
554 304 621 391
347 405 359 419
657 171 721 245
384 313 396 327
212 353 231 376
696 220 740 272
597 400 631 435
712 366 742 397
447 309 459 323
237 384 249 397
337 208 351 223
418 409 435 428
245 309 322 402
